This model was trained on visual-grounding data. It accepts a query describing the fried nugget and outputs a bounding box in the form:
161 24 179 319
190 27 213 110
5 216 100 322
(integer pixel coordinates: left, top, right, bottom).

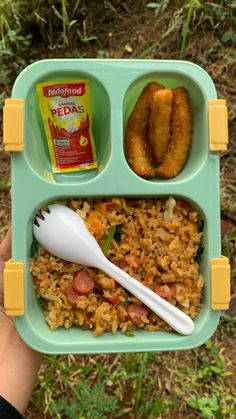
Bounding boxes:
125 82 164 178
156 87 192 179
149 89 173 164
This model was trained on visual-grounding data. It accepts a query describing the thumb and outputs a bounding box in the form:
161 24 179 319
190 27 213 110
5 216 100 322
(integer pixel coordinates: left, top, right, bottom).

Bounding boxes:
0 227 12 262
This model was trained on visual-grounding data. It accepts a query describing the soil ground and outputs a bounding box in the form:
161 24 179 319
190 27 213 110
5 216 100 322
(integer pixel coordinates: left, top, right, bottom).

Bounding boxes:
0 1 235 417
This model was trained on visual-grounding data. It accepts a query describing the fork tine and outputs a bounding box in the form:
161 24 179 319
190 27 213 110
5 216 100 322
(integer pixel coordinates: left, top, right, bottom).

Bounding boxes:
41 210 50 219
34 216 42 227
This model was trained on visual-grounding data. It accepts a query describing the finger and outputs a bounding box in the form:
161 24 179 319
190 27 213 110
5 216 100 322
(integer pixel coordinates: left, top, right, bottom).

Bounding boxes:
156 87 192 179
125 82 164 179
0 227 12 262
149 89 173 164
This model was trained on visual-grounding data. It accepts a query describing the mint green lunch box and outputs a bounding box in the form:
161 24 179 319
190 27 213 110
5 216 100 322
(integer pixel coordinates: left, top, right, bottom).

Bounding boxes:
3 59 230 354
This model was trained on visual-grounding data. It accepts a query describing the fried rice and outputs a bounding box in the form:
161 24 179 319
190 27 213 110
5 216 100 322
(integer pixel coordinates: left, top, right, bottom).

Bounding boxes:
30 197 204 336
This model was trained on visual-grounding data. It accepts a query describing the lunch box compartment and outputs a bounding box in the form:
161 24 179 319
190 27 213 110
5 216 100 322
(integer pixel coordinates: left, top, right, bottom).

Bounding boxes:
22 195 215 354
24 71 111 184
6 59 229 354
123 72 208 181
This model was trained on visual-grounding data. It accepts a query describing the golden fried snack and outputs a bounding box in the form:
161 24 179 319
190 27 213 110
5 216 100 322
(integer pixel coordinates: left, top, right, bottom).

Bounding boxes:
156 87 192 179
149 89 173 164
125 82 164 178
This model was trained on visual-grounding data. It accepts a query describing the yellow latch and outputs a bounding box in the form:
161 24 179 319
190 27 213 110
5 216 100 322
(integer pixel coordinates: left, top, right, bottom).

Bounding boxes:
211 256 230 310
3 98 24 152
4 259 24 316
209 99 228 152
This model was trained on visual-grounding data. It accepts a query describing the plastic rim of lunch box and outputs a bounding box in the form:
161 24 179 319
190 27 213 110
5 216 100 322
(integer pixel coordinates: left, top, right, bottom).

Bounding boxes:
3 59 230 354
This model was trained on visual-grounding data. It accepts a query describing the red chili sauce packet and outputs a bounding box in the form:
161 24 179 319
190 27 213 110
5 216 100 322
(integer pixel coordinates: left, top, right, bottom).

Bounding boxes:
36 80 97 173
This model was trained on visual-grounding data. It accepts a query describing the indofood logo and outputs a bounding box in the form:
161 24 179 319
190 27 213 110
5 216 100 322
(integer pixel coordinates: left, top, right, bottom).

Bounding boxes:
43 83 85 98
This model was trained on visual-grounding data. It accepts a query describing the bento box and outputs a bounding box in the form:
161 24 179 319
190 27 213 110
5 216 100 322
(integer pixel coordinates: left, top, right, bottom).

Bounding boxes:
3 59 231 354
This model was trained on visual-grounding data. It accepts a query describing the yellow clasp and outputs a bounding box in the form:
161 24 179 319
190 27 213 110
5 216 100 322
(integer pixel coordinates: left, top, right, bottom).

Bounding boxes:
209 99 228 151
4 259 24 316
3 98 24 152
211 256 230 310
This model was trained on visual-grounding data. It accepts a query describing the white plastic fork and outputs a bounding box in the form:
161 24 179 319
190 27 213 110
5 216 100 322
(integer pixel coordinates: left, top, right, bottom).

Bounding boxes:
33 204 195 335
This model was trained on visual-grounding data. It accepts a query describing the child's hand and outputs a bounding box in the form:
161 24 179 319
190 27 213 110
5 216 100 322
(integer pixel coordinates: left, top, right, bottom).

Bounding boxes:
0 227 43 415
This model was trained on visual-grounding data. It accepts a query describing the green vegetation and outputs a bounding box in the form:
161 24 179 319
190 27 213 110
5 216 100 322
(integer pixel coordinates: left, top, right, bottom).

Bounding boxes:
102 226 116 255
0 1 235 417
0 0 236 104
187 397 220 419
27 324 235 418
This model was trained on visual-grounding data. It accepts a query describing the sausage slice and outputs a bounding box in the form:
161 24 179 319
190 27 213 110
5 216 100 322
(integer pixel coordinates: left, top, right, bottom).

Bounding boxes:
154 283 176 298
73 271 95 295
118 258 129 269
127 303 148 325
66 284 80 305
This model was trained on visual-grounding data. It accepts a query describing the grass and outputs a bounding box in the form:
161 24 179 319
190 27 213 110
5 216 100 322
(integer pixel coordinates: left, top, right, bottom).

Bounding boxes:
26 319 235 418
0 0 235 94
0 0 236 418
179 0 200 59
136 16 183 59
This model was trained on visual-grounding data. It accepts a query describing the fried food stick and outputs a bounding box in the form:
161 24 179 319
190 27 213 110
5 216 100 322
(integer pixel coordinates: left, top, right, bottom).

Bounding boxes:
156 87 192 179
149 89 173 164
125 82 164 178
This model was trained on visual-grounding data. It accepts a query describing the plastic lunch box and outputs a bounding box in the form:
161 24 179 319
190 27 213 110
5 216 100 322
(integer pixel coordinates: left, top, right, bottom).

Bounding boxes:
3 59 231 354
